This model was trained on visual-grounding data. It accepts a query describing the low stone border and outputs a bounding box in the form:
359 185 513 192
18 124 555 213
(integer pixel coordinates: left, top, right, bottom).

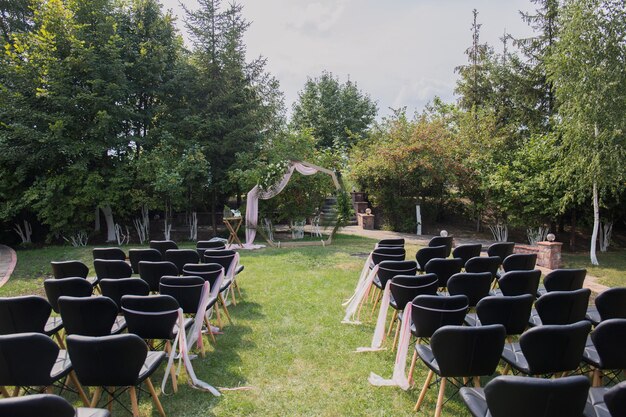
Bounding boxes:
0 245 17 288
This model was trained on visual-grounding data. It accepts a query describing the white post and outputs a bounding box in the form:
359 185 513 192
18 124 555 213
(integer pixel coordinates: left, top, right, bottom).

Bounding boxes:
590 181 600 265
416 205 422 235
100 205 116 242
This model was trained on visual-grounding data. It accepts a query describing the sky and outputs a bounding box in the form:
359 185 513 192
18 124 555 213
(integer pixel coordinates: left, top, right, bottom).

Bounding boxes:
161 0 537 119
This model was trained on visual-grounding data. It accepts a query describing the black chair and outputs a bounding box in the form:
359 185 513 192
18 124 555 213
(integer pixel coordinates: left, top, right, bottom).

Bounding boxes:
460 375 591 417
586 287 626 325
587 381 626 417
150 240 178 257
495 270 542 297
138 261 179 292
529 288 591 326
407 294 469 383
93 260 132 283
501 321 591 377
415 245 447 272
502 253 537 272
428 235 454 258
51 261 96 285
203 249 242 302
374 260 418 291
0 394 110 417
66 333 166 416
0 333 89 405
128 248 162 274
92 247 126 261
447 272 493 307
376 238 405 248
196 240 227 258
465 295 534 338
424 258 464 289
414 324 506 417
182 263 231 328
0 296 64 345
487 242 515 260
537 268 587 296
465 256 501 281
99 278 149 308
371 247 406 266
44 277 93 314
58 296 126 336
452 244 482 266
583 319 626 387
164 249 200 274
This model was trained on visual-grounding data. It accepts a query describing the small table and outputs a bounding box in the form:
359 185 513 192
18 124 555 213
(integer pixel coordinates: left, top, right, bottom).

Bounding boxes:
223 217 243 247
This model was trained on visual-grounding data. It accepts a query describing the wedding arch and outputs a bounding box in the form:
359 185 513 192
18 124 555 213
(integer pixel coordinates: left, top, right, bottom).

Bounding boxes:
244 160 343 248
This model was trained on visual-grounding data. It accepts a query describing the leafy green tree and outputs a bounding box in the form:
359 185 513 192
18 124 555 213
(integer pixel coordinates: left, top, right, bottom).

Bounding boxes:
291 71 377 152
548 0 626 264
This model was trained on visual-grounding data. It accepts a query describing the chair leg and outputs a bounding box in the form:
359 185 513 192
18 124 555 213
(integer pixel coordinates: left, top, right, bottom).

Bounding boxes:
434 377 447 417
55 332 66 349
129 386 140 417
165 341 178 394
44 386 53 394
219 294 234 325
473 376 481 388
0 387 10 398
204 316 217 343
215 303 223 328
370 292 381 316
234 279 242 299
392 318 401 352
386 311 398 338
593 369 602 387
414 370 434 412
146 377 167 417
502 363 511 375
408 349 418 385
69 370 90 406
108 389 113 412
11 386 20 397
230 286 237 306
90 387 102 408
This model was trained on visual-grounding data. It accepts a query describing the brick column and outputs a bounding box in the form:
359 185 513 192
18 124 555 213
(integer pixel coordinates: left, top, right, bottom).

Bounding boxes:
537 241 562 269
357 213 375 230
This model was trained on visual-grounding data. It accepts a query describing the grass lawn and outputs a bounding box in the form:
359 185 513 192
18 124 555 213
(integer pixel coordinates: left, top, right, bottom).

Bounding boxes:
562 250 626 288
2 234 477 416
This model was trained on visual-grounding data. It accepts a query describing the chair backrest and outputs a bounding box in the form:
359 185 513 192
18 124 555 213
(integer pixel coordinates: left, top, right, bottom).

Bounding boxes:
51 260 89 279
497 270 542 297
159 276 204 314
415 245 448 270
371 247 406 265
0 333 60 386
376 238 405 248
150 240 179 256
0 394 106 417
605 381 626 417
590 319 626 370
197 240 227 250
389 274 438 309
451 244 482 266
520 321 591 375
128 249 162 274
67 333 148 386
424 258 464 288
44 278 93 313
428 236 453 257
430 324 506 377
0 296 51 334
203 250 237 271
411 295 469 339
164 249 200 274
487 242 515 260
377 260 417 288
464 256 501 280
58 296 118 336
121 295 179 341
92 247 126 261
476 295 534 336
483 375 590 417
182 263 223 289
535 288 590 325
138 261 178 292
93 259 132 280
502 253 537 272
100 278 150 308
447 272 493 307
595 287 626 322
543 268 587 293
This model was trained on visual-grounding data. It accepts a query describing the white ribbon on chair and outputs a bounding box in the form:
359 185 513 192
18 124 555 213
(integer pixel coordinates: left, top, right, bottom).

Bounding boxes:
343 252 374 308
220 252 241 303
357 280 392 352
186 281 213 352
368 303 413 390
342 264 379 324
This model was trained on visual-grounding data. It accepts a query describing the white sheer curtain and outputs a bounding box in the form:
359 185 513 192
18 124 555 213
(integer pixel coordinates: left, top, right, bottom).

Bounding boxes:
245 162 319 247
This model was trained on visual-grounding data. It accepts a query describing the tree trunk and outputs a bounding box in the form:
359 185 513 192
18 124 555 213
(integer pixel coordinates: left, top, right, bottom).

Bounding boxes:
590 182 600 265
211 190 217 235
100 205 116 242
569 210 577 251
94 207 101 232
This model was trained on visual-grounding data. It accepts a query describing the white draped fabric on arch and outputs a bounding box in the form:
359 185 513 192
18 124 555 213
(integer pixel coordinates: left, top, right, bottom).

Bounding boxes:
244 160 341 248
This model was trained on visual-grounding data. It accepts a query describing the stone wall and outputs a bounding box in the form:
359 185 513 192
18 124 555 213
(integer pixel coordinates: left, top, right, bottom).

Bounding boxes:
514 241 562 270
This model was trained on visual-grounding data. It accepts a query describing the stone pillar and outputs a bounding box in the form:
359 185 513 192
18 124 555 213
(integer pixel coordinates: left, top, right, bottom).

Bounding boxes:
537 241 562 269
357 213 375 230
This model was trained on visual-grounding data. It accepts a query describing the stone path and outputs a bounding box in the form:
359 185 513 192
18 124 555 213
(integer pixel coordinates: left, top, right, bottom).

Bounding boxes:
0 245 17 288
339 226 609 294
